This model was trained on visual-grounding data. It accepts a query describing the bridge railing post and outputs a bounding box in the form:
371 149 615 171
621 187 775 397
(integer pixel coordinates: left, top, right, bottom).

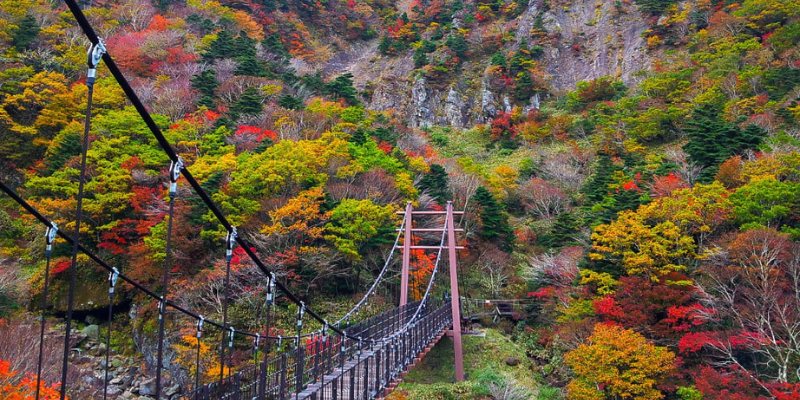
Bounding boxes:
278 353 288 400
296 345 306 394
362 352 369 400
313 337 321 383
384 341 390 389
348 362 356 400
374 347 381 397
257 359 267 400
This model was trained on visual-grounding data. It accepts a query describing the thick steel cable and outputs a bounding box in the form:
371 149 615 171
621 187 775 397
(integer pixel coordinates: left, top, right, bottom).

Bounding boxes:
0 181 377 397
334 217 404 326
60 50 100 399
155 159 181 399
35 223 57 400
194 317 204 391
103 268 118 400
253 333 260 368
359 217 448 344
264 275 275 355
0 181 286 340
219 228 236 385
58 0 383 342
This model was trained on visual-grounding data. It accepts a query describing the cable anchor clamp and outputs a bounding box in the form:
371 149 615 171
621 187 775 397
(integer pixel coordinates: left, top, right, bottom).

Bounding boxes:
266 274 275 304
228 327 235 348
86 38 106 85
225 227 238 261
196 315 204 338
296 302 305 329
45 222 58 254
168 157 184 196
158 296 166 320
108 267 119 295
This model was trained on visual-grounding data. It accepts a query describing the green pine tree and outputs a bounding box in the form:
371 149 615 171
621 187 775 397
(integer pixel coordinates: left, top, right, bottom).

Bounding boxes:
541 211 580 248
378 36 393 54
634 0 679 14
301 73 326 92
278 94 304 110
233 33 267 76
683 104 765 182
191 69 218 109
472 186 514 251
263 33 290 59
413 48 429 68
12 15 39 51
413 41 436 68
231 87 264 117
581 154 617 203
446 33 468 58
509 52 527 74
490 52 507 68
203 30 235 60
418 164 451 205
514 71 534 102
325 73 360 105
235 53 267 77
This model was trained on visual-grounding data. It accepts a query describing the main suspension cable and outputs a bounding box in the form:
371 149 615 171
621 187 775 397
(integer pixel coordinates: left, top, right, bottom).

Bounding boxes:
35 222 57 400
0 181 280 340
219 227 237 385
357 215 449 344
103 268 119 400
334 217 405 326
59 0 368 342
154 157 183 398
59 39 106 400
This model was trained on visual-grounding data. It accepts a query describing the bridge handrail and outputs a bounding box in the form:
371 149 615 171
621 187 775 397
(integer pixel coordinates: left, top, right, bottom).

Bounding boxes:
188 301 452 399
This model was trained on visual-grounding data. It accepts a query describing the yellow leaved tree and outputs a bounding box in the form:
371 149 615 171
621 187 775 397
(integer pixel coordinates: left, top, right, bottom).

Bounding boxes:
565 324 675 400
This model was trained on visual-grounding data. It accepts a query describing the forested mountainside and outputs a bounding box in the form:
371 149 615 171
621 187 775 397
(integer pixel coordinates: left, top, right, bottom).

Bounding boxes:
1 0 799 397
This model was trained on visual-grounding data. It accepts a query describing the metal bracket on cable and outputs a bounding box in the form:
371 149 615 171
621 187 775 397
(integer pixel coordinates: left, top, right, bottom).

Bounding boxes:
254 333 260 350
225 227 237 262
168 157 184 197
296 302 305 329
266 273 275 305
228 327 235 348
45 222 58 255
321 321 329 343
196 316 205 338
108 267 119 295
86 39 106 87
158 296 166 321
277 335 283 351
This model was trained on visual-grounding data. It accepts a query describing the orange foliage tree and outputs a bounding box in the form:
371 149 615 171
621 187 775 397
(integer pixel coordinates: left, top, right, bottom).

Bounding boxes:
565 324 676 400
409 245 435 300
0 359 61 399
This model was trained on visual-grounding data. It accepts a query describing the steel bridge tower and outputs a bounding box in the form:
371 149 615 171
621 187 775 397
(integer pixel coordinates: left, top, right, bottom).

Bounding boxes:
397 201 465 381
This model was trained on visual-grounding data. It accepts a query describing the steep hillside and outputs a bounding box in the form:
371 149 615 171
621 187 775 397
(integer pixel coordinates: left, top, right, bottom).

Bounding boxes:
1 0 800 398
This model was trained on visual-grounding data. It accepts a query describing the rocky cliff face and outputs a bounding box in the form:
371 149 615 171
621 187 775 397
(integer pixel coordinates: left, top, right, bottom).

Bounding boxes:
539 0 651 91
321 0 652 128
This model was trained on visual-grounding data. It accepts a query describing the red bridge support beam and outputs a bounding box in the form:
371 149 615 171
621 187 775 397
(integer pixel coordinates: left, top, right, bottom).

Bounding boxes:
400 202 413 306
446 201 465 382
397 201 465 382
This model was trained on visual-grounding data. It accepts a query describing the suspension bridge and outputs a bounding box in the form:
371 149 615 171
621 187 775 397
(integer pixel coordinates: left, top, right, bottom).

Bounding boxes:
0 1 492 399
